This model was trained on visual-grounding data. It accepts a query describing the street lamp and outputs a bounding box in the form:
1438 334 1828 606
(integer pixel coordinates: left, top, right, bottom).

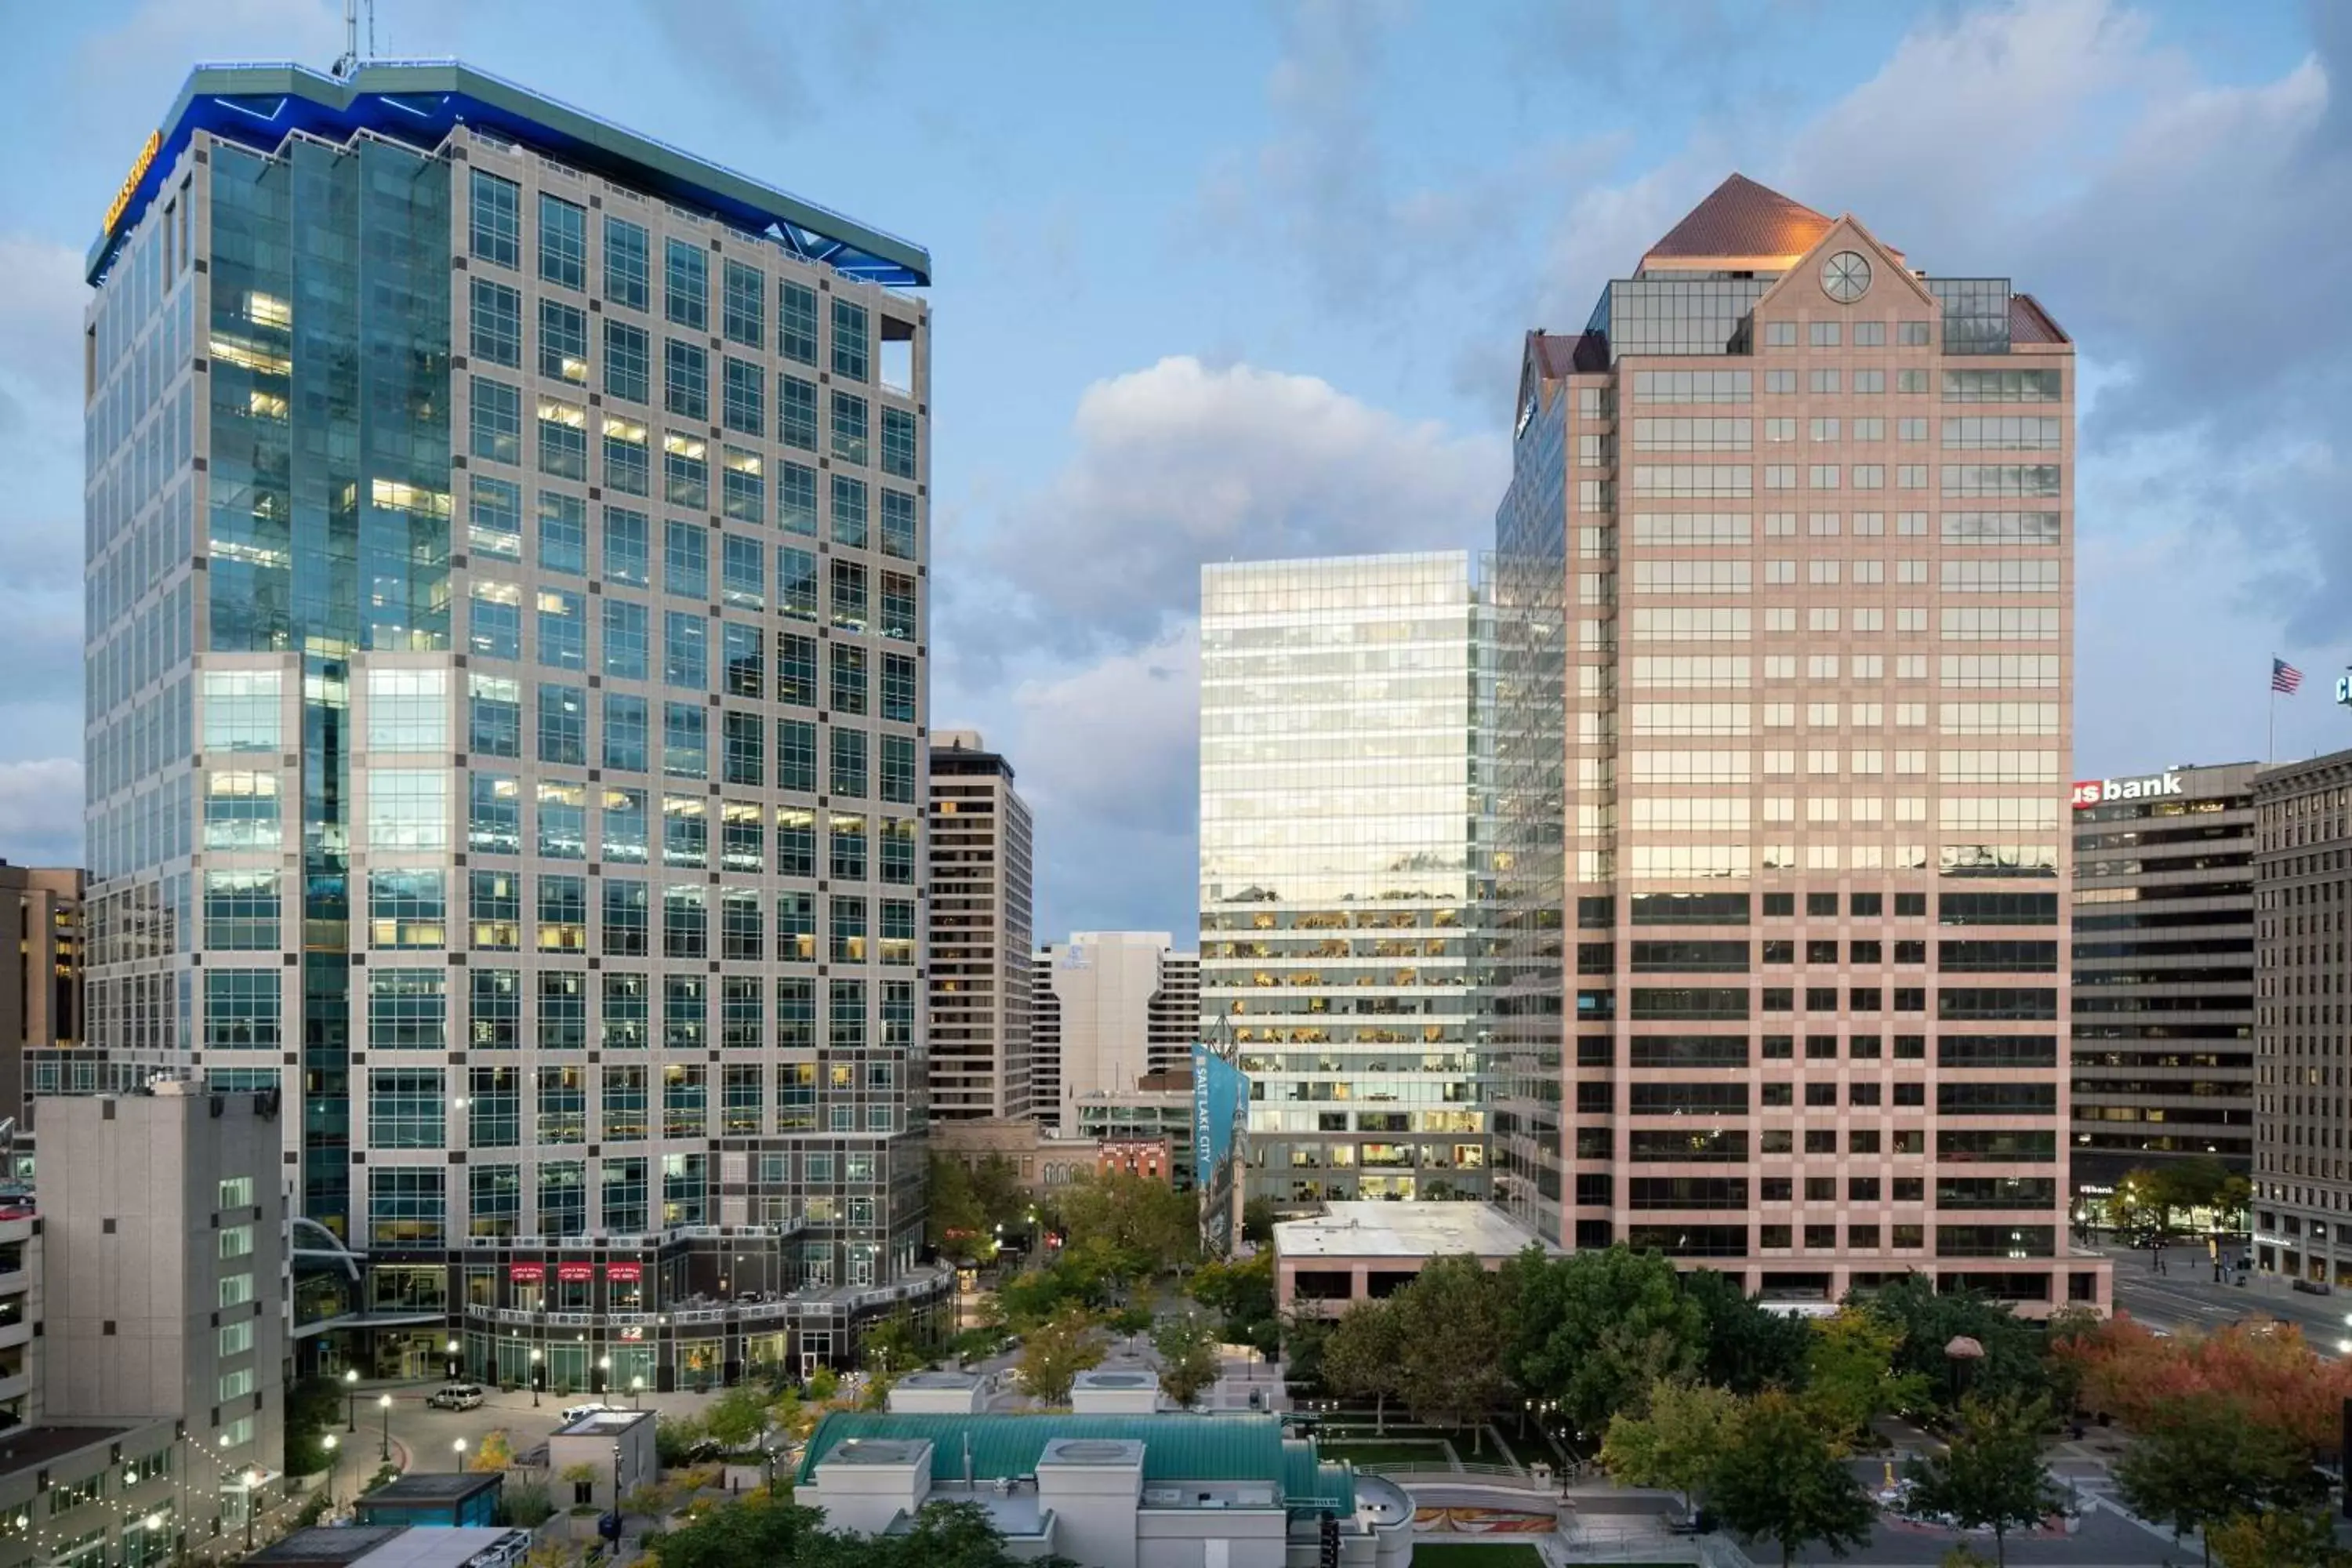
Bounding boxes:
378 1393 392 1462
530 1348 543 1407
343 1367 359 1432
243 1468 262 1552
445 1338 460 1381
630 1374 644 1410
323 1434 339 1511
452 1438 467 1472
597 1355 610 1396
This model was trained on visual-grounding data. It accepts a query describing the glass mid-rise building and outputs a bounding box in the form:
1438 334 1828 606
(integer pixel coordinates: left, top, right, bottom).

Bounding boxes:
1490 175 2106 1312
1199 553 1491 1206
81 60 944 1381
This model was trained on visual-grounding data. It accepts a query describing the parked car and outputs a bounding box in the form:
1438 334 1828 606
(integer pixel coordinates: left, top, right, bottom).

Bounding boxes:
561 1402 617 1424
427 1383 486 1411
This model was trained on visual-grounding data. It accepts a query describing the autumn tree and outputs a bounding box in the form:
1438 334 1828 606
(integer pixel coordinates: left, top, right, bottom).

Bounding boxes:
1598 1377 1747 1515
1708 1389 1877 1568
2061 1316 2352 1459
468 1429 517 1472
1152 1314 1223 1409
1899 1396 2062 1568
1320 1299 1408 1432
1015 1303 1105 1407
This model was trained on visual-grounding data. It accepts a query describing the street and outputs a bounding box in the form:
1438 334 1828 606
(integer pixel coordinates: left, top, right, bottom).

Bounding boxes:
2107 1253 2350 1352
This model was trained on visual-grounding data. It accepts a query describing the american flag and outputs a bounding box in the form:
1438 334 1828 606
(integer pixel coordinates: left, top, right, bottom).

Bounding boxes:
2273 658 2304 695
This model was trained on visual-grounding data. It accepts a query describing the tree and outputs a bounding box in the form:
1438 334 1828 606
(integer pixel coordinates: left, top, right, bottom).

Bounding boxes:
1501 1244 1705 1439
1857 1275 2049 1414
469 1429 517 1471
1015 1303 1104 1407
1151 1314 1223 1409
703 1385 771 1452
1708 1389 1878 1568
1242 1196 1276 1246
2208 1508 2352 1568
1320 1299 1409 1432
1054 1171 1198 1279
2060 1316 2352 1458
2151 1155 2233 1230
656 1414 710 1468
646 1490 825 1568
1389 1255 1512 1447
1598 1377 1746 1514
1682 1267 1810 1394
1188 1250 1277 1354
927 1154 985 1257
1804 1308 1930 1446
1899 1396 2062 1568
1278 1306 1333 1392
2113 1394 2330 1568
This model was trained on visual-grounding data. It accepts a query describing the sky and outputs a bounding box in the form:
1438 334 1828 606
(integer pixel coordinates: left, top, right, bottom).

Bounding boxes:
0 0 2343 944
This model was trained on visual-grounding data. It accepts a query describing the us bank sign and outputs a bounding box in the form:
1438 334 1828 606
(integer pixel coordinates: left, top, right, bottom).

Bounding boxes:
2071 771 2184 809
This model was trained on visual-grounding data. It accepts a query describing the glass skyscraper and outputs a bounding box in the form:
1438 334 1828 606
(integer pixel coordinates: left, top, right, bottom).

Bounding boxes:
1199 554 1491 1205
82 60 944 1381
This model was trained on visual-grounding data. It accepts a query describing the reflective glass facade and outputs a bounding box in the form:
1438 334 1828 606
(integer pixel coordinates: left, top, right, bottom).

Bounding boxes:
83 61 943 1374
1200 554 1491 1203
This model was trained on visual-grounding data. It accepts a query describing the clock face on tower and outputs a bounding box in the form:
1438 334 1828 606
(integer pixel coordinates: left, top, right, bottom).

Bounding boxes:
1821 250 1871 303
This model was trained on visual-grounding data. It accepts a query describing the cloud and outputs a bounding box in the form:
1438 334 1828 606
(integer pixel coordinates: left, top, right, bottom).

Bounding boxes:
931 354 1498 935
941 355 1504 668
0 760 82 869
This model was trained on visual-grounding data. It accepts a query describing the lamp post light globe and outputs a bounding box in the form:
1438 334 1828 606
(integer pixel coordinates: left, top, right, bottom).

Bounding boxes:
378 1393 393 1462
453 1438 467 1472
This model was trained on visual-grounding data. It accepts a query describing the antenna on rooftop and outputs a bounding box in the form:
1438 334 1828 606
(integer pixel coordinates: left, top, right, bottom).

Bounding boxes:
332 0 375 80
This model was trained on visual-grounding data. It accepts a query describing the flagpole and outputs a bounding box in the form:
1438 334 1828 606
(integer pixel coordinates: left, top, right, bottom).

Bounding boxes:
2270 655 2279 765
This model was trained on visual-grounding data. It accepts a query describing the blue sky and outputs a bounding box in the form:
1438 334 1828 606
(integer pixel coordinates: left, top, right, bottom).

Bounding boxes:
0 0 2343 943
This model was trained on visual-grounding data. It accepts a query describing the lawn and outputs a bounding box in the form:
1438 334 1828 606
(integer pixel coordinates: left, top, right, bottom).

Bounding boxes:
1401 1547 1548 1568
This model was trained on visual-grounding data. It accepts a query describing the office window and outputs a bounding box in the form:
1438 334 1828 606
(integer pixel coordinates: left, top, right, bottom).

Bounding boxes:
830 390 869 465
537 683 587 765
603 319 649 404
468 170 519 267
539 193 586 288
664 238 707 328
470 376 521 464
537 397 586 479
831 726 868 797
469 278 521 366
664 339 708 420
663 612 708 690
602 415 649 495
779 280 818 364
663 519 709 601
722 259 764 347
603 692 648 772
780 547 819 622
832 299 869 382
663 430 708 509
538 490 586 575
831 474 869 549
779 375 818 450
604 216 649 310
722 357 764 435
722 446 764 523
662 702 708 779
468 474 523 561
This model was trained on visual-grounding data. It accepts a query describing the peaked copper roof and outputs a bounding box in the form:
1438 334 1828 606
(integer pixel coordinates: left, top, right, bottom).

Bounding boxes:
1642 173 1833 268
